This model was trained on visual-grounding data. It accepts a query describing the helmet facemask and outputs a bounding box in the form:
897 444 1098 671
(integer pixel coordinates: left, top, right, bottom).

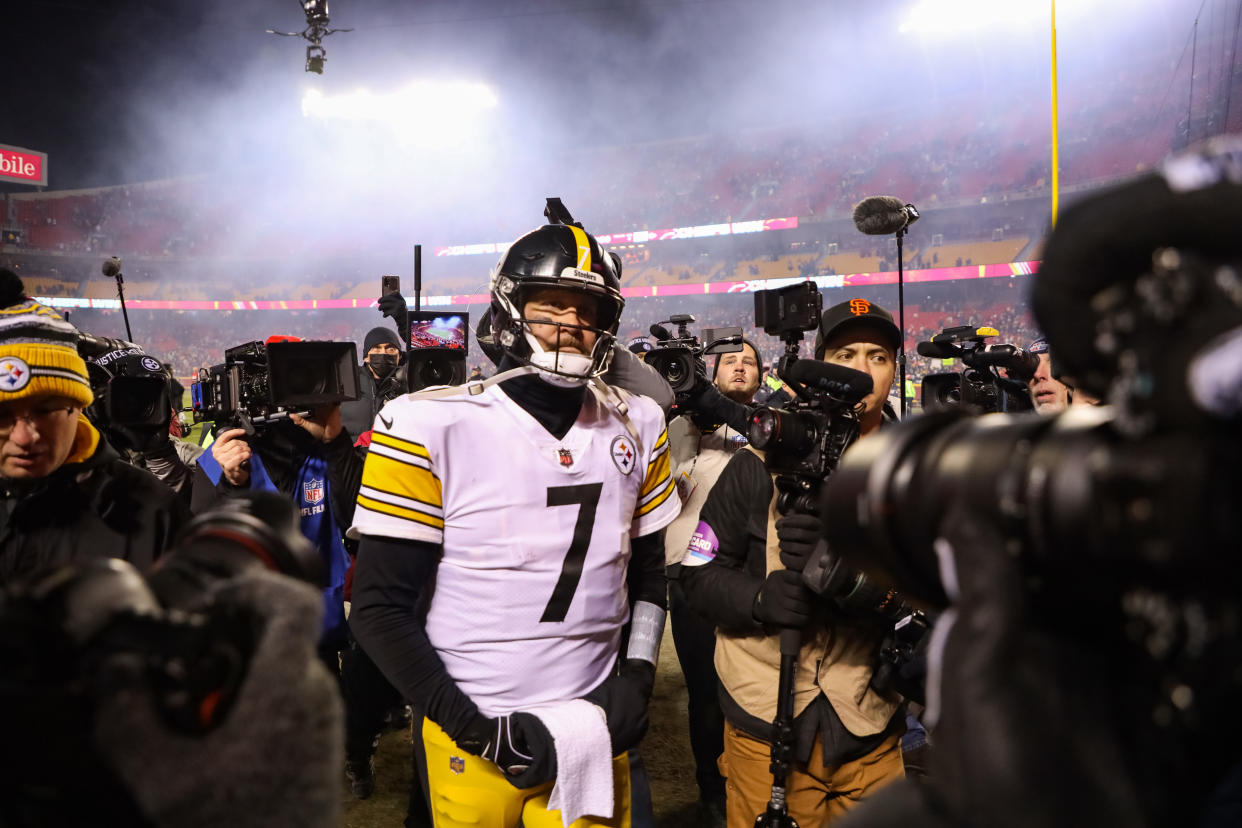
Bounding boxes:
491 267 622 387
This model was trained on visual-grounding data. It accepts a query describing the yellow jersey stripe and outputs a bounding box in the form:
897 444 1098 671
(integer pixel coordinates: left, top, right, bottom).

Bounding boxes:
359 484 443 517
361 451 443 508
639 448 671 498
357 494 446 530
568 225 592 271
635 475 676 517
370 431 432 460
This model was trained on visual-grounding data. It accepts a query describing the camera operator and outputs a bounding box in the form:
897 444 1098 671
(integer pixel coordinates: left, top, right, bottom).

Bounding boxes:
1025 337 1070 413
342 325 408 440
191 361 355 659
84 347 203 506
665 337 762 827
680 298 906 827
0 278 187 584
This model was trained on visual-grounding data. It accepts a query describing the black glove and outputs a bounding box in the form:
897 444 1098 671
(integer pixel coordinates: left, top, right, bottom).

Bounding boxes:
753 569 813 628
455 712 557 788
582 658 655 756
679 374 752 433
376 292 409 338
775 512 825 573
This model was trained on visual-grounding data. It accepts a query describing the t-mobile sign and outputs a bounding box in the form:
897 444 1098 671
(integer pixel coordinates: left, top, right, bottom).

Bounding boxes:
0 144 47 186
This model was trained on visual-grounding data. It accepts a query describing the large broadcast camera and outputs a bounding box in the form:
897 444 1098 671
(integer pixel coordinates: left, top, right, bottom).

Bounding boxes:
916 325 1037 413
0 493 341 827
646 314 743 395
821 142 1242 826
191 339 359 430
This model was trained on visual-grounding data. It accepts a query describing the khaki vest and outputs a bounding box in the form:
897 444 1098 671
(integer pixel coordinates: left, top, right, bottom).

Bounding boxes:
714 449 899 737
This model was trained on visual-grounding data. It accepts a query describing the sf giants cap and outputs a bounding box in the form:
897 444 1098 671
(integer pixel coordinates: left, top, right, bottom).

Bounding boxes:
813 297 902 360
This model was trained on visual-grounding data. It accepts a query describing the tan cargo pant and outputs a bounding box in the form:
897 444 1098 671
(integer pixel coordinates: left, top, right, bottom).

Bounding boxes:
719 720 904 828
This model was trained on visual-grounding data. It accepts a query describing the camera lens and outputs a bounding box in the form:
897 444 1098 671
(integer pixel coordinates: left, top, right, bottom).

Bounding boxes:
664 358 686 387
748 408 815 454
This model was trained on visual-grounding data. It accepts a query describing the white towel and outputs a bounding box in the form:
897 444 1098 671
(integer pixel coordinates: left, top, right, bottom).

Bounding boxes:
530 699 614 828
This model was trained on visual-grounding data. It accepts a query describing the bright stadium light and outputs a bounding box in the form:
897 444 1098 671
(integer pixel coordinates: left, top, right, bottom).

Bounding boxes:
301 80 499 126
898 0 1048 34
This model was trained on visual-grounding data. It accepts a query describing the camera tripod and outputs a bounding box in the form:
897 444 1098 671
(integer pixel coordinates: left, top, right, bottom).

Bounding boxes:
755 628 802 828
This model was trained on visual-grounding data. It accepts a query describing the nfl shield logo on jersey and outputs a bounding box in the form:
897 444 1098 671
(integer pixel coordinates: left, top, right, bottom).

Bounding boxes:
449 756 465 775
558 448 574 468
303 478 324 505
611 435 636 475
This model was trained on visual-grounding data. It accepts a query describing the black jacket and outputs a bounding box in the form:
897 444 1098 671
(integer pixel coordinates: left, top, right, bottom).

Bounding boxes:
341 363 407 439
0 436 188 585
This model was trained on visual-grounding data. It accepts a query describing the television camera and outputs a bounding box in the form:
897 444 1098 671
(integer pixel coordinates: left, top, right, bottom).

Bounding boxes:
646 314 743 395
916 325 1038 413
0 493 339 828
818 141 1242 826
190 339 359 432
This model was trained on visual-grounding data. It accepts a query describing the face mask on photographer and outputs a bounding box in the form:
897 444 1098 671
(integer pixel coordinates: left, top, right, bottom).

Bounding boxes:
366 351 399 380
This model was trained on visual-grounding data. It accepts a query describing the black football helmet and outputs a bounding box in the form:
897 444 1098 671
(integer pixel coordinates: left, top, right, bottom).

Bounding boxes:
489 201 624 385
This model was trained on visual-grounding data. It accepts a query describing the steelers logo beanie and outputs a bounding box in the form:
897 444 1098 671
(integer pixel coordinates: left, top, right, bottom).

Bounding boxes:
0 269 93 408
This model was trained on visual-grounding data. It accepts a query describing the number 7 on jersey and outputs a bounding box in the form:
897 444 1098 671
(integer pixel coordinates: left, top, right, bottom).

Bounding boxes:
539 483 603 623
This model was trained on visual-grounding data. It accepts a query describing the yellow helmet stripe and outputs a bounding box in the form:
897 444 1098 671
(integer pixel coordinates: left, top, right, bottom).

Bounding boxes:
568 225 592 271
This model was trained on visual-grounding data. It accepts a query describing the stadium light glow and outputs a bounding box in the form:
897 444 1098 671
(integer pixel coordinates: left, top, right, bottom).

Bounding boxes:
301 80 498 125
898 0 1048 34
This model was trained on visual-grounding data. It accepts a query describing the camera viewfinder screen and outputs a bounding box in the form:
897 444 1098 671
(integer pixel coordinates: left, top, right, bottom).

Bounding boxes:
410 314 468 351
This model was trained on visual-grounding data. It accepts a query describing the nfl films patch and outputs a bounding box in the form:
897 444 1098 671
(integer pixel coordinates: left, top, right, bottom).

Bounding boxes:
449 756 465 775
0 357 31 392
683 521 720 566
611 434 637 475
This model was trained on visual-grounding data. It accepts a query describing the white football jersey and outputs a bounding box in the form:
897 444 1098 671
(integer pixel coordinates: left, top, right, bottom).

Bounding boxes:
350 383 679 715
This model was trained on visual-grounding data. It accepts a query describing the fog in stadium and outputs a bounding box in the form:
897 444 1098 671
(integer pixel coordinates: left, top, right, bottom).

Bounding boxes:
3 0 1235 377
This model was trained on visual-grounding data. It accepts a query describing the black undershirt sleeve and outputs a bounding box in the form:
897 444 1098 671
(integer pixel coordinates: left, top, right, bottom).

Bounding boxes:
322 430 363 533
680 450 771 634
349 533 480 740
627 529 668 611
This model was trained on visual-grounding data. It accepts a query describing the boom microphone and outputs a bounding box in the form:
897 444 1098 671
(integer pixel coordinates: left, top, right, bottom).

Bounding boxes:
102 257 122 278
788 359 874 403
852 196 920 236
650 324 672 342
916 339 959 359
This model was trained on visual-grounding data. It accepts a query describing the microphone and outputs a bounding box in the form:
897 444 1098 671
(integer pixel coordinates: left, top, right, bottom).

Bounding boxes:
102 257 122 278
852 196 920 236
788 359 874 403
916 339 959 359
650 324 672 342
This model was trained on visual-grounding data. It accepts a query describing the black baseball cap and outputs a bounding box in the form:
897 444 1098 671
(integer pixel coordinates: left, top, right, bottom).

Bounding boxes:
813 298 902 359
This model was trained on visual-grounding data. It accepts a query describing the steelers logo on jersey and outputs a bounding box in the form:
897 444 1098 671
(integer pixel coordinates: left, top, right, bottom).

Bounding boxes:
0 357 31 392
611 434 637 475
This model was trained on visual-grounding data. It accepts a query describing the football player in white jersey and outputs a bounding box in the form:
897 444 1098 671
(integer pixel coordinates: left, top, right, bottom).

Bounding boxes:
349 203 679 828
